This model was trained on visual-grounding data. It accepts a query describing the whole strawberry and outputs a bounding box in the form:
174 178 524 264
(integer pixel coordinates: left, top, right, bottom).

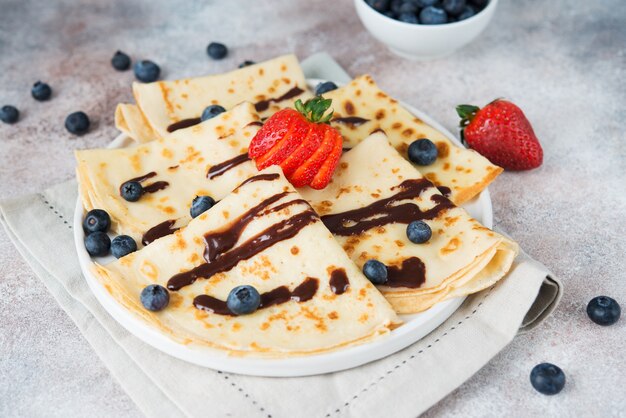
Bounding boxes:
249 96 343 189
457 99 543 170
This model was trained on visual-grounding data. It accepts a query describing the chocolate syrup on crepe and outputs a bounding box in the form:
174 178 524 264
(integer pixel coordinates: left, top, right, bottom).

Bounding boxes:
166 117 202 133
386 257 426 288
329 269 350 295
332 116 370 126
142 220 179 246
207 153 251 179
254 86 305 112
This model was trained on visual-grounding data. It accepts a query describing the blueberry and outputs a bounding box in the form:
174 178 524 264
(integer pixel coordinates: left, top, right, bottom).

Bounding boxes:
457 5 477 20
419 6 448 24
83 209 111 233
366 0 391 12
227 285 261 315
398 12 419 23
111 235 138 258
238 60 256 68
120 181 143 202
65 111 90 135
201 105 226 122
315 81 338 96
398 1 418 14
111 50 131 71
31 81 52 101
390 0 403 14
470 0 488 9
443 0 466 16
587 296 621 326
207 42 228 60
140 284 170 312
530 363 566 395
407 220 432 243
382 10 397 19
416 0 438 6
0 105 19 124
84 231 111 257
408 138 438 165
363 260 388 285
133 60 160 83
190 195 216 218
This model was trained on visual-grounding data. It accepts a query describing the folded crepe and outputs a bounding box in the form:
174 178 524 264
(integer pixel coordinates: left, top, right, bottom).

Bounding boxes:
77 103 261 244
323 75 503 205
116 54 311 142
299 132 518 314
93 167 400 356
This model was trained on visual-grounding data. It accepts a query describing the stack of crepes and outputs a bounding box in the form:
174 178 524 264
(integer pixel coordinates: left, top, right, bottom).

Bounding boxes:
76 54 518 356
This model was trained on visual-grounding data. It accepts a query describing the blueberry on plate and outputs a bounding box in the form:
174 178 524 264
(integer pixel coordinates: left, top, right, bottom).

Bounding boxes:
398 12 419 24
83 209 111 233
587 296 621 326
120 181 143 202
457 5 477 20
363 259 388 285
408 138 438 165
227 285 261 315
31 81 52 101
65 111 90 135
443 0 466 16
407 220 432 243
207 42 228 60
238 60 256 68
140 284 170 312
111 50 131 71
111 235 138 258
420 6 448 24
133 60 160 83
84 231 111 257
0 105 19 124
315 81 338 96
201 105 226 122
530 363 566 395
190 195 216 218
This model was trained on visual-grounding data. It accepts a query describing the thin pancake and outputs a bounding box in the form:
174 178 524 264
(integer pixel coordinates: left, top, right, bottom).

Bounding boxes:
119 54 311 142
93 167 400 356
323 75 503 205
299 132 518 313
77 103 261 244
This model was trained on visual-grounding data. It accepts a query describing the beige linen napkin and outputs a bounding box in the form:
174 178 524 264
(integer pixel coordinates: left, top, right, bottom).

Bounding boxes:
0 53 562 418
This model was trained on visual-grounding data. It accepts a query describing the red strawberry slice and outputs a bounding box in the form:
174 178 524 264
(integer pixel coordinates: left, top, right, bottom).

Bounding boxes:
255 110 310 169
289 125 336 187
310 126 343 190
248 109 295 159
280 124 323 177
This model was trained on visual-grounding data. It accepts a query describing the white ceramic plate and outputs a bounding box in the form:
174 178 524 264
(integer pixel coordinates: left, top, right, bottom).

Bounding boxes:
74 79 492 377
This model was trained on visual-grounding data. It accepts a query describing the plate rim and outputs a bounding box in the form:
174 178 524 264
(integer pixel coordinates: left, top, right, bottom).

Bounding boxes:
73 78 492 377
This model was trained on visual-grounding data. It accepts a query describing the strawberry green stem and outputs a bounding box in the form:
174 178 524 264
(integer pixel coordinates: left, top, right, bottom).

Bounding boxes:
294 96 334 124
456 104 480 127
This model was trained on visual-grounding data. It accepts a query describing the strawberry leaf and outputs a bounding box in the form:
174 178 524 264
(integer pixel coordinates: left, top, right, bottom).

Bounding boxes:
456 104 480 127
295 96 334 124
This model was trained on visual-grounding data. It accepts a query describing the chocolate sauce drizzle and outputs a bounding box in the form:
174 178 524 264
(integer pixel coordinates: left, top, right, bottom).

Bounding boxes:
207 153 251 180
168 206 317 291
166 117 202 133
329 268 350 295
254 86 305 112
127 172 157 183
385 257 426 288
142 220 179 246
120 171 169 196
238 172 280 187
332 116 370 126
320 179 454 236
436 186 452 198
193 277 319 316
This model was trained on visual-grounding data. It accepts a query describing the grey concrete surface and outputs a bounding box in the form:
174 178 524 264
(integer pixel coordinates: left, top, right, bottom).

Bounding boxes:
1 0 625 417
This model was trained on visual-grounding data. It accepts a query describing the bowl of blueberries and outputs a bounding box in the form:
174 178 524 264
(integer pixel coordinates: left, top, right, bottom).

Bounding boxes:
356 0 497 60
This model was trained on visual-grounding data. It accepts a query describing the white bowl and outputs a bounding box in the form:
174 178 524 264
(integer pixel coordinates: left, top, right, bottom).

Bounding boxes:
354 0 499 60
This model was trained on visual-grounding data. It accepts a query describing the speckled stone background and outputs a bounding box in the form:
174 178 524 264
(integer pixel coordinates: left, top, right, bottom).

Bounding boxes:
1 0 624 416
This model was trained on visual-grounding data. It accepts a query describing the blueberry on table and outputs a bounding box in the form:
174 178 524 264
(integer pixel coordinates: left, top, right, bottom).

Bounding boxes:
31 81 52 101
363 259 388 285
133 60 160 83
201 105 226 122
314 81 338 96
443 0 466 16
408 138 438 165
65 111 90 135
0 105 19 124
420 6 448 24
111 235 138 259
111 50 131 71
530 363 566 395
457 5 477 20
227 285 261 315
238 60 256 68
190 195 216 218
407 220 432 243
587 296 621 326
84 231 111 257
140 284 170 312
83 209 111 233
207 42 228 60
398 12 419 24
